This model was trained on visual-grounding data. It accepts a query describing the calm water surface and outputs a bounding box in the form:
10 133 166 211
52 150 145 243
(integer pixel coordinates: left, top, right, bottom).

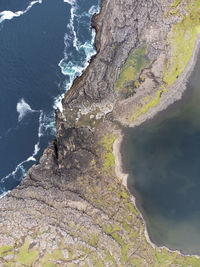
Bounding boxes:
122 55 200 254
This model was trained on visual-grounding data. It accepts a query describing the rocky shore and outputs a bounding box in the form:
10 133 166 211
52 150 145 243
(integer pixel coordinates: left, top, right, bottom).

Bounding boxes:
1 0 200 266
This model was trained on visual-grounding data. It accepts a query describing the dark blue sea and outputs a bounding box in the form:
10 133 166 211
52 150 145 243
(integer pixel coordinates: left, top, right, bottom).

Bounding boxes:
0 0 100 198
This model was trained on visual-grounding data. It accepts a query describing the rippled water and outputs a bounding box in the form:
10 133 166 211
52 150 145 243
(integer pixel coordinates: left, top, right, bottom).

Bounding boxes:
122 53 200 254
0 0 99 197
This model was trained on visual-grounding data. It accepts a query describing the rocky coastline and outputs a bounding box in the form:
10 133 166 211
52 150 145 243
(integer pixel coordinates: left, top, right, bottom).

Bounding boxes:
1 0 200 266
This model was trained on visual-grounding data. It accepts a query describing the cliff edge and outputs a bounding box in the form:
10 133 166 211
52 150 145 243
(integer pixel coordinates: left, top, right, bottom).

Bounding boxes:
1 0 200 266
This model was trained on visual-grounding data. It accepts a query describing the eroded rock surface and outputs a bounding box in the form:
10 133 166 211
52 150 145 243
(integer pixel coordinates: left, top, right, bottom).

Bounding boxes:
0 0 200 266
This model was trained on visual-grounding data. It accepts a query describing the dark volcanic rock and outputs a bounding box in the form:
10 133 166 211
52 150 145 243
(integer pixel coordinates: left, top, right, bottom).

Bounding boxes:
0 0 196 266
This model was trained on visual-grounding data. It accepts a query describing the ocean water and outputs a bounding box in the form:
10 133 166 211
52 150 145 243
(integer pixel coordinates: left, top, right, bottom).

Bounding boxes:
122 53 200 254
0 0 100 198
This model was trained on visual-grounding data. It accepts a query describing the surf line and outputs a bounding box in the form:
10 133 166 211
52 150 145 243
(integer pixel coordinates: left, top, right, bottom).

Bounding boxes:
64 0 78 51
0 0 42 24
54 0 100 112
0 110 43 191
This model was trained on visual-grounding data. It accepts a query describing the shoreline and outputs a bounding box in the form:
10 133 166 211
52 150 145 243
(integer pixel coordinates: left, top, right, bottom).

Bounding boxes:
0 1 102 200
2 0 200 264
128 34 200 128
113 35 200 257
62 0 106 104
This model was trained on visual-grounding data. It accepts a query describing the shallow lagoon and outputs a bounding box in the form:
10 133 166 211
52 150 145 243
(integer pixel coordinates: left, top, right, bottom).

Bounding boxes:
122 55 200 254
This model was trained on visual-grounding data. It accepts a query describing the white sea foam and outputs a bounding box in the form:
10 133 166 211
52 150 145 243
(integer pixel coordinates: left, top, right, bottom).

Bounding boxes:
42 112 56 136
0 190 11 199
0 0 42 24
55 1 100 111
0 0 100 198
16 98 36 121
37 111 56 137
63 0 77 6
1 155 35 184
88 5 100 15
58 28 96 85
0 108 57 190
0 110 44 188
65 0 78 51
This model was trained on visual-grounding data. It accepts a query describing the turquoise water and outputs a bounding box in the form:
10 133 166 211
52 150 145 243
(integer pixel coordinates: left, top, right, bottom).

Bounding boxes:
122 54 200 254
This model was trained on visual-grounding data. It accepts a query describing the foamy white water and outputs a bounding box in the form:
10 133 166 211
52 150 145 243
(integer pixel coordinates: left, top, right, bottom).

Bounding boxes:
66 0 78 51
1 155 34 185
89 5 99 15
0 190 11 200
16 98 36 121
0 0 42 24
0 0 100 198
55 1 100 112
0 110 43 191
0 108 56 196
63 0 77 6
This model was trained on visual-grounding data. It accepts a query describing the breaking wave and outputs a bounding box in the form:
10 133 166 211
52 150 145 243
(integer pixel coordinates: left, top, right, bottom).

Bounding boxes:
0 109 56 198
55 0 100 111
0 0 42 24
0 111 42 186
16 98 36 121
0 0 100 198
0 190 11 200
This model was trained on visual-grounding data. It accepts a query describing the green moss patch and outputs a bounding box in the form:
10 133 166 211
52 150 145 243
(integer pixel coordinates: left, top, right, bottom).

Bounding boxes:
116 45 151 92
112 43 116 50
0 245 12 255
164 0 200 86
17 238 39 266
100 134 116 172
170 0 182 9
185 256 200 266
129 90 163 122
0 245 13 256
155 248 200 267
155 248 178 266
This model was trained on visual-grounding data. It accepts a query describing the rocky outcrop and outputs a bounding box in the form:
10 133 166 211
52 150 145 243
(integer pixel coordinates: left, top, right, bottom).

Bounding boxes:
0 0 200 266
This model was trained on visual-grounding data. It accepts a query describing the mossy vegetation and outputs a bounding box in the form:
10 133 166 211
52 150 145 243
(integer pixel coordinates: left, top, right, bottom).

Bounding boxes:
154 248 200 267
128 202 138 215
184 256 200 266
0 238 69 266
83 233 99 247
105 250 116 265
0 245 13 256
100 133 116 172
76 108 102 128
170 0 182 9
134 80 141 88
103 224 130 264
112 43 116 50
91 158 96 166
169 8 179 15
2 2 200 266
129 89 164 122
155 248 178 266
164 0 200 86
116 45 151 92
17 238 39 266
1 170 200 266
